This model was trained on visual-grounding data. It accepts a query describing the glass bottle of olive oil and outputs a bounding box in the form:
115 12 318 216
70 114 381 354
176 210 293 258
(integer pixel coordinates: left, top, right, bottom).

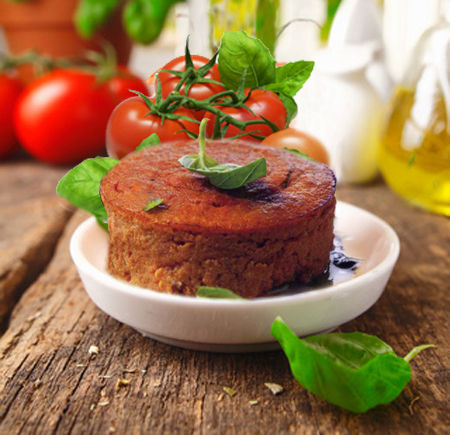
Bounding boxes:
379 24 450 216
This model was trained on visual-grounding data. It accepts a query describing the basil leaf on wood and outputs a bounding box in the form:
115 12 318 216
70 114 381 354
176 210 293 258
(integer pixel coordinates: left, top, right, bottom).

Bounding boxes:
265 61 314 97
179 119 267 190
196 286 243 299
135 133 161 152
271 317 434 413
75 0 120 38
218 31 276 90
56 157 118 230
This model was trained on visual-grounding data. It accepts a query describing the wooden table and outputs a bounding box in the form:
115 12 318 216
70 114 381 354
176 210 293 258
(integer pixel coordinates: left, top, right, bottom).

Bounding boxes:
0 158 448 434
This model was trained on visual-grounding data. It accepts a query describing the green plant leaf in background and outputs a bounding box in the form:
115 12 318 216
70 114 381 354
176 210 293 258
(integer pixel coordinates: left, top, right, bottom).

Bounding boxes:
196 286 243 299
56 157 118 230
255 0 280 55
271 317 434 413
218 31 276 90
321 0 343 42
75 0 120 38
123 0 183 45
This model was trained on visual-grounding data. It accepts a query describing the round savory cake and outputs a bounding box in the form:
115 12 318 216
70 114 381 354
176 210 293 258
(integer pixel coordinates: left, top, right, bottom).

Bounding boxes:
100 140 336 298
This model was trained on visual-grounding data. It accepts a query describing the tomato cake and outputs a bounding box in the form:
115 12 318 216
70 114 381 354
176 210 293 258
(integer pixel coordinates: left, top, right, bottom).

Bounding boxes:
100 140 336 298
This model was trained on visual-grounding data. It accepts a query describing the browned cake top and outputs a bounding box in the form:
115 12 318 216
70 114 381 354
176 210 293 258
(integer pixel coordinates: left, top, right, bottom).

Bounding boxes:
100 140 336 233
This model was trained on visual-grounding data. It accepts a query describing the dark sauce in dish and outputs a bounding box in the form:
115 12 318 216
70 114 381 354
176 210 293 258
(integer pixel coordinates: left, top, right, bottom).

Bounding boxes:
266 236 360 297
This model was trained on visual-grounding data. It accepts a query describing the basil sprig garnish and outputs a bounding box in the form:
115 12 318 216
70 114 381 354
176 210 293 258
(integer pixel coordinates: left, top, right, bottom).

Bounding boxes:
179 119 267 190
271 317 435 413
57 157 118 230
217 31 314 126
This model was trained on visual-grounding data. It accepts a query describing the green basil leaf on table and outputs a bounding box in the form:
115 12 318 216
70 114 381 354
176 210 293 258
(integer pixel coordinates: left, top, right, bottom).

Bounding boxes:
74 0 120 38
218 31 276 90
271 317 434 413
265 61 315 97
135 133 161 152
179 119 267 190
196 286 243 299
56 157 118 230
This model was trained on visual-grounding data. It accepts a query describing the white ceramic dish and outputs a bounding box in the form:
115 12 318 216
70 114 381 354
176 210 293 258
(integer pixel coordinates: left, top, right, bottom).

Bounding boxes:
70 201 400 352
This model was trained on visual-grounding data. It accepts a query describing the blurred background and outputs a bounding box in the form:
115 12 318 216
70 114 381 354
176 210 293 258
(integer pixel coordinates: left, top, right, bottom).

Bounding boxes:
0 0 449 215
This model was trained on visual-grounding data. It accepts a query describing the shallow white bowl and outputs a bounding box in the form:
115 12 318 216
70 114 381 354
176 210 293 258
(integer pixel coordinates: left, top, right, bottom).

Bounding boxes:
70 201 399 352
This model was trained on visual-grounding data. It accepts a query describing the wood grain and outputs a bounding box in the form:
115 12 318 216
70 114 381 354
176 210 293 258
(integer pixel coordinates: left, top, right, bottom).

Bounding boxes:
0 161 73 327
0 175 448 434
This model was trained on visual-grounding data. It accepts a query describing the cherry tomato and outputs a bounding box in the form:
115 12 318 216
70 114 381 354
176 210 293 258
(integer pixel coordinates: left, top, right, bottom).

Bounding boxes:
261 128 330 165
148 55 224 104
205 89 286 142
0 74 23 159
107 65 148 103
14 68 148 165
106 96 199 159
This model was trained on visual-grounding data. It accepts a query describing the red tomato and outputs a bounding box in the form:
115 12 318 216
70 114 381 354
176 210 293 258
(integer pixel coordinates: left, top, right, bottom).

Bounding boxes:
205 89 286 142
261 128 330 165
0 74 23 159
14 68 148 165
148 55 224 105
107 66 148 103
106 96 199 159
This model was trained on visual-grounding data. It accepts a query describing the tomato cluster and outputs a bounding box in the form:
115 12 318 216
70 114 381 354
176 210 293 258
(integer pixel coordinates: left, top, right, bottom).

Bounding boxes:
106 55 290 159
0 61 148 164
2 50 328 166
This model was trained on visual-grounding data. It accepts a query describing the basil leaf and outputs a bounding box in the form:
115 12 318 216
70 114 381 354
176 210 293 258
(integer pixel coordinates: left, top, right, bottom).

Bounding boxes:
196 286 243 299
74 0 120 38
276 93 298 126
180 156 267 190
284 147 314 161
271 317 415 413
265 61 314 97
56 157 118 230
135 133 161 152
218 31 276 90
144 198 164 211
179 119 267 190
178 154 218 170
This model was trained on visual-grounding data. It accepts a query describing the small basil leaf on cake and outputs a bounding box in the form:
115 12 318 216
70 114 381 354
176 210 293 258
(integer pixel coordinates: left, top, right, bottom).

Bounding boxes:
144 198 165 211
57 157 118 230
284 147 315 161
135 133 161 152
271 317 435 413
196 286 244 299
179 119 267 190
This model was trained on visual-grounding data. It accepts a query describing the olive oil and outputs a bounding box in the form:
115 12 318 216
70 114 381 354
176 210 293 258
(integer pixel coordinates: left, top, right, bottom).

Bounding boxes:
379 87 450 216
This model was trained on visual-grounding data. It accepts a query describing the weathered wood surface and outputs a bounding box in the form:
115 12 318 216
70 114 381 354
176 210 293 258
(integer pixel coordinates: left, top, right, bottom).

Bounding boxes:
0 167 448 434
0 161 73 327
